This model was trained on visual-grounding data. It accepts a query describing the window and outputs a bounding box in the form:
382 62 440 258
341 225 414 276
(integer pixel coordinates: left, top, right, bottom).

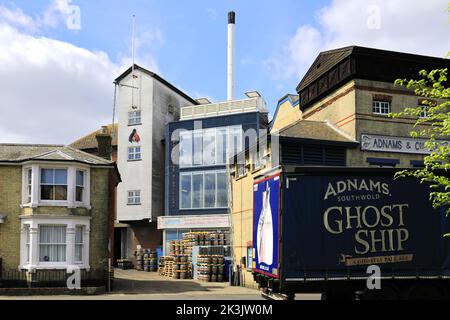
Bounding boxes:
420 105 428 118
75 170 85 202
180 174 192 209
39 225 67 262
128 146 142 161
237 163 246 178
372 101 391 115
127 190 141 205
75 226 84 263
178 125 243 167
204 173 216 208
128 110 142 125
203 129 216 165
26 168 32 203
20 218 90 270
367 157 400 168
193 131 203 166
179 171 228 209
40 168 68 201
24 225 30 264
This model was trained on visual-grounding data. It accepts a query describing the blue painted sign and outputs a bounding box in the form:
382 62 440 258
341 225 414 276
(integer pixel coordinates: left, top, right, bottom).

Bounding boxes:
252 174 280 278
282 174 450 279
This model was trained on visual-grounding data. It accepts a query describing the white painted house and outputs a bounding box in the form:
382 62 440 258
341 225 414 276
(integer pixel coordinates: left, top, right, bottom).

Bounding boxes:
115 65 197 260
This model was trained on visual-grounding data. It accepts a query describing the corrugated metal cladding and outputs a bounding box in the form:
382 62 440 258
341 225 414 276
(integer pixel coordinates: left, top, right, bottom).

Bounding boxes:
281 142 346 166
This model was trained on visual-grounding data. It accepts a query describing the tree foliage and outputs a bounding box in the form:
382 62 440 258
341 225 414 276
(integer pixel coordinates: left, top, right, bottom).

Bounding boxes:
390 68 450 237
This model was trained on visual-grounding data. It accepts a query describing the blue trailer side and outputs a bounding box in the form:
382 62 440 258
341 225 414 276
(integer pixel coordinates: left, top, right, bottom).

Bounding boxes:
252 168 450 300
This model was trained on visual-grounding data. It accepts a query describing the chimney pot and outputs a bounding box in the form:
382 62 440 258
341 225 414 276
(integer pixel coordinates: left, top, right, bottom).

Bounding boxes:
228 11 235 24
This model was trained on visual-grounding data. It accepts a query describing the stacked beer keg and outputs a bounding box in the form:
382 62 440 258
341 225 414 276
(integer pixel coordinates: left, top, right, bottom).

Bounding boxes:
197 254 225 282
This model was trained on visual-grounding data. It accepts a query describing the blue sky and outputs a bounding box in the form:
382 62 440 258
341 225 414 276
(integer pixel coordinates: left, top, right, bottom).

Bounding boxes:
7 0 326 104
0 0 448 144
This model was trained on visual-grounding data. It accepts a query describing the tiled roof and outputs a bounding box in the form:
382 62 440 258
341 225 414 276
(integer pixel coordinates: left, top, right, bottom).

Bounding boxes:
0 144 113 165
277 119 358 144
70 124 118 151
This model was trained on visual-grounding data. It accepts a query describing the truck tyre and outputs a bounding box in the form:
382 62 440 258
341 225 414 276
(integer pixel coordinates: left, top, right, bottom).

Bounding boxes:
404 282 446 300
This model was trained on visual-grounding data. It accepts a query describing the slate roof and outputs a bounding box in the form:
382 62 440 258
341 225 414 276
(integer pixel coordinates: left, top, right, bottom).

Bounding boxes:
70 124 118 151
0 144 114 165
276 119 358 145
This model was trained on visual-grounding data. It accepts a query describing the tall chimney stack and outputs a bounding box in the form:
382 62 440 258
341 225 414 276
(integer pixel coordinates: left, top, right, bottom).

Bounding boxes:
227 11 235 101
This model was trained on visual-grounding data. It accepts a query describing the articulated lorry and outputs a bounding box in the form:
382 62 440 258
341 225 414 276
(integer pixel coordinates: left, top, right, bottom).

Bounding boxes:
252 168 450 300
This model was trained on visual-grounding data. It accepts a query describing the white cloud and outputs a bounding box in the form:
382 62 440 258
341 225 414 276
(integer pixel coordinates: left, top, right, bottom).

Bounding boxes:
0 3 160 144
269 0 450 81
0 6 37 32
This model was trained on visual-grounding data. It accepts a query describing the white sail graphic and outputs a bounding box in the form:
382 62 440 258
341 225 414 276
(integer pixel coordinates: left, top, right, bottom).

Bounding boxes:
257 182 274 265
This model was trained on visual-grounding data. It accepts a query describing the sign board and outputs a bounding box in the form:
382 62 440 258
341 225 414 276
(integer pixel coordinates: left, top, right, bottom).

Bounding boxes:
157 214 230 230
361 134 449 155
252 174 280 278
282 173 450 279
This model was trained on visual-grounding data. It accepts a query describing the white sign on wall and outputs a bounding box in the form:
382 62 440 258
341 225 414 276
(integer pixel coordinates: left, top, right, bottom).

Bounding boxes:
361 134 450 155
158 214 230 230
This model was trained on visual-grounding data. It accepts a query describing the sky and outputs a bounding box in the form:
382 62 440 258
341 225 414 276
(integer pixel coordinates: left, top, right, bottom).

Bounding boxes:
0 0 449 144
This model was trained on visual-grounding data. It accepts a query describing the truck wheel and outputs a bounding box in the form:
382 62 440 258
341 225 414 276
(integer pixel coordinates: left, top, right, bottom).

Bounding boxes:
404 282 446 300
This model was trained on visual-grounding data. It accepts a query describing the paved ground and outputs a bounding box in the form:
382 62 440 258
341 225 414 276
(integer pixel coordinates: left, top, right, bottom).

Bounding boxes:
0 270 321 300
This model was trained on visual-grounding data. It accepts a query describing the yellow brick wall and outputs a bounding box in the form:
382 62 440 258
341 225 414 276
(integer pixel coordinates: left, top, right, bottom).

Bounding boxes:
0 165 22 270
271 99 302 132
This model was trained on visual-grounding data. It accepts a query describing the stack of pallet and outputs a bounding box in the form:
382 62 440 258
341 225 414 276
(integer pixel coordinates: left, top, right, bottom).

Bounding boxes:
159 256 175 277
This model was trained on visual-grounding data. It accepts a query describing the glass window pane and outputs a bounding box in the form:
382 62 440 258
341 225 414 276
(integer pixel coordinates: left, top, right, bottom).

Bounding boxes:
193 131 203 166
179 131 192 167
54 185 67 201
41 185 53 200
75 226 83 243
217 172 228 207
204 173 216 208
192 174 203 208
76 171 84 186
40 169 53 184
54 169 67 185
180 174 192 209
216 128 227 164
203 129 216 165
76 186 83 202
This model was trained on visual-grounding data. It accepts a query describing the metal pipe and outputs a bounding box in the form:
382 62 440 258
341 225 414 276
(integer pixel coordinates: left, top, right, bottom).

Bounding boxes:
227 11 235 101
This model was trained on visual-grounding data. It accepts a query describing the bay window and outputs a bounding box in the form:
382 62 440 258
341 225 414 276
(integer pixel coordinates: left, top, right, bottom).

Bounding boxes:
40 168 68 201
20 217 90 270
22 165 90 208
179 170 228 209
39 225 67 262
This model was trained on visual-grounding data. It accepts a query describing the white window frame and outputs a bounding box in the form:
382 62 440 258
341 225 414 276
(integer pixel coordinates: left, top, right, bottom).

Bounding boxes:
127 190 141 205
75 225 84 264
179 170 228 210
19 217 90 271
38 225 67 263
419 105 428 118
25 168 32 204
75 170 86 203
128 110 142 126
21 164 91 209
39 168 68 202
372 100 391 115
128 146 142 161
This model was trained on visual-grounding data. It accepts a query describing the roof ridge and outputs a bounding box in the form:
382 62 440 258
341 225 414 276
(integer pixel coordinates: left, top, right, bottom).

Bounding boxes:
0 143 64 147
64 145 113 163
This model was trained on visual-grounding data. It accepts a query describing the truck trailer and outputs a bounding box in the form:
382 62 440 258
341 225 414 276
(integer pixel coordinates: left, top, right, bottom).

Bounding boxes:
252 168 450 300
